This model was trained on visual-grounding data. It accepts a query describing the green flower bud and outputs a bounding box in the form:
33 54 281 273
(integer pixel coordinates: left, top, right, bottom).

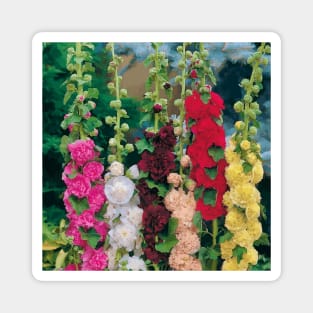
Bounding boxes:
175 75 182 83
261 57 269 65
234 101 244 112
107 154 116 163
200 49 209 58
174 127 183 136
125 143 134 153
174 99 183 107
247 56 254 64
185 179 196 191
67 64 74 71
107 82 115 89
235 121 245 131
186 50 193 58
70 74 77 81
195 59 204 68
67 47 75 54
173 119 180 127
149 67 157 76
107 66 114 73
178 60 186 69
120 109 128 116
109 138 117 147
105 116 113 125
252 85 260 94
83 74 92 82
249 126 258 136
241 78 250 88
121 123 129 132
247 109 256 120
265 45 271 54
254 52 262 60
244 94 253 103
110 100 122 109
177 46 183 53
186 89 192 96
159 98 168 106
250 102 259 110
120 89 128 97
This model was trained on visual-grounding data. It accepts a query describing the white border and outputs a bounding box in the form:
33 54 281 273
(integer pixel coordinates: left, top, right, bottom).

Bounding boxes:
32 32 281 281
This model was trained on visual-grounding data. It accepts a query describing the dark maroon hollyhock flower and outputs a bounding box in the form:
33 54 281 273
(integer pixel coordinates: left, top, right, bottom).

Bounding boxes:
144 130 155 140
153 103 163 113
190 69 198 79
142 204 170 233
136 179 160 207
163 82 171 90
152 124 177 150
143 246 167 264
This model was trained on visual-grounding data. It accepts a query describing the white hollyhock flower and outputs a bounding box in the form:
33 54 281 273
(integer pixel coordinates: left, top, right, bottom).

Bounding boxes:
127 164 139 179
105 176 135 205
109 161 124 176
119 255 146 271
108 220 137 251
121 205 143 228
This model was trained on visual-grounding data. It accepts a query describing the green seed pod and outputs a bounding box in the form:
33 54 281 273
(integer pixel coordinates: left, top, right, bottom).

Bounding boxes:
200 49 209 58
107 154 116 164
249 126 258 136
121 123 129 132
120 89 128 97
186 89 192 96
252 85 260 94
175 75 182 83
247 109 256 120
241 78 250 88
244 94 253 103
109 138 117 147
234 101 244 112
149 67 157 76
177 46 183 53
107 82 115 89
67 64 74 71
261 57 268 66
186 50 193 58
67 47 75 54
265 45 271 54
178 60 186 69
250 102 259 110
247 56 254 64
110 100 122 109
174 99 183 107
125 143 134 153
105 116 113 125
254 52 262 60
70 74 77 81
83 74 92 82
120 109 128 116
235 121 245 131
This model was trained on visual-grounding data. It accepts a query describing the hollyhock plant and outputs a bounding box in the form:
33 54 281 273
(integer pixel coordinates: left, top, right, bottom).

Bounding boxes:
83 161 104 181
68 139 96 166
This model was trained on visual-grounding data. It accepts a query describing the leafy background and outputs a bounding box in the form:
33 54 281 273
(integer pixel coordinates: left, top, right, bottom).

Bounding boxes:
43 42 271 269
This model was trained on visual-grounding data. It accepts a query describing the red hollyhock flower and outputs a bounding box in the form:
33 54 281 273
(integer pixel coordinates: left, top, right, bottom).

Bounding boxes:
190 69 198 79
196 194 226 221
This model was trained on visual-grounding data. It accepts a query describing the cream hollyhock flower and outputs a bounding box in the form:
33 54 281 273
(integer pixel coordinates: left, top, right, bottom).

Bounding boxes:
119 255 146 271
120 205 143 228
105 175 135 205
108 220 137 252
127 164 140 179
109 161 124 176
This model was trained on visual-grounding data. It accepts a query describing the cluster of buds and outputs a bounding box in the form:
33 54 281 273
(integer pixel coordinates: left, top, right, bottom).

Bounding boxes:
105 43 133 163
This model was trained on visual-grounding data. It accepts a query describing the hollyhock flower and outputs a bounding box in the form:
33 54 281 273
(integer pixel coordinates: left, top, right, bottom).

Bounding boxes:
143 204 170 233
120 205 143 228
68 139 96 166
66 173 91 198
63 190 75 214
167 173 183 188
87 184 106 212
143 246 167 264
127 164 140 179
137 179 160 207
119 255 147 271
84 112 91 119
196 197 226 221
169 247 202 271
76 210 95 229
64 264 80 271
83 161 104 181
108 161 124 176
180 155 191 168
94 220 109 242
62 162 78 184
108 220 138 251
229 183 261 208
81 246 108 270
153 124 177 149
66 223 86 247
153 103 162 113
190 69 198 79
104 176 135 205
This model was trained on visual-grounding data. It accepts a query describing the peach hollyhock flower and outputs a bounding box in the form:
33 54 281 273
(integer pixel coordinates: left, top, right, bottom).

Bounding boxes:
164 188 182 212
180 155 191 168
169 247 202 271
176 230 200 254
167 173 183 188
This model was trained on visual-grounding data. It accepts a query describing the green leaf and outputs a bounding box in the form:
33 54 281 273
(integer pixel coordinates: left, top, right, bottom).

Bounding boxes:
213 116 223 126
59 135 71 157
188 118 196 128
260 204 267 221
145 76 153 90
146 180 167 197
82 43 95 50
198 247 212 270
64 91 75 105
155 235 178 253
200 93 210 104
139 113 152 127
135 138 154 154
252 120 260 129
254 233 270 247
68 196 89 215
82 117 102 133
61 114 82 130
168 217 178 235
80 228 101 249
242 162 253 173
194 186 204 201
137 170 149 180
87 88 99 99
205 166 218 180
208 146 224 162
203 188 217 206
82 62 95 73
232 245 247 263
193 211 203 231
219 231 234 243
207 247 221 260
55 249 68 270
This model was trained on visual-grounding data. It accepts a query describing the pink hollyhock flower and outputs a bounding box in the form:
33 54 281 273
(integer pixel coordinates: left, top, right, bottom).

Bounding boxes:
66 173 91 198
62 162 78 184
66 223 86 247
77 210 95 228
77 95 85 102
94 220 109 242
68 139 96 166
64 264 80 271
88 184 106 212
63 190 75 214
81 246 108 270
83 161 104 181
68 124 74 132
84 112 91 119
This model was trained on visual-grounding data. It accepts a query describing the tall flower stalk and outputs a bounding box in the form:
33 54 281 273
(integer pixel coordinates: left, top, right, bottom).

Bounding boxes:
59 42 109 271
221 43 270 270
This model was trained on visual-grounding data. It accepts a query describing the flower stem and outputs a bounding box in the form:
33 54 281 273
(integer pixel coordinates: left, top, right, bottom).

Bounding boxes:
76 42 83 95
199 42 206 87
112 43 122 162
210 218 218 270
154 44 160 132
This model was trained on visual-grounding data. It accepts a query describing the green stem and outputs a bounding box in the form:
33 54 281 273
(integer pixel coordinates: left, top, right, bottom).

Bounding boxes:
179 43 187 175
76 42 83 95
199 42 206 87
112 43 122 162
210 218 218 270
154 44 160 132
